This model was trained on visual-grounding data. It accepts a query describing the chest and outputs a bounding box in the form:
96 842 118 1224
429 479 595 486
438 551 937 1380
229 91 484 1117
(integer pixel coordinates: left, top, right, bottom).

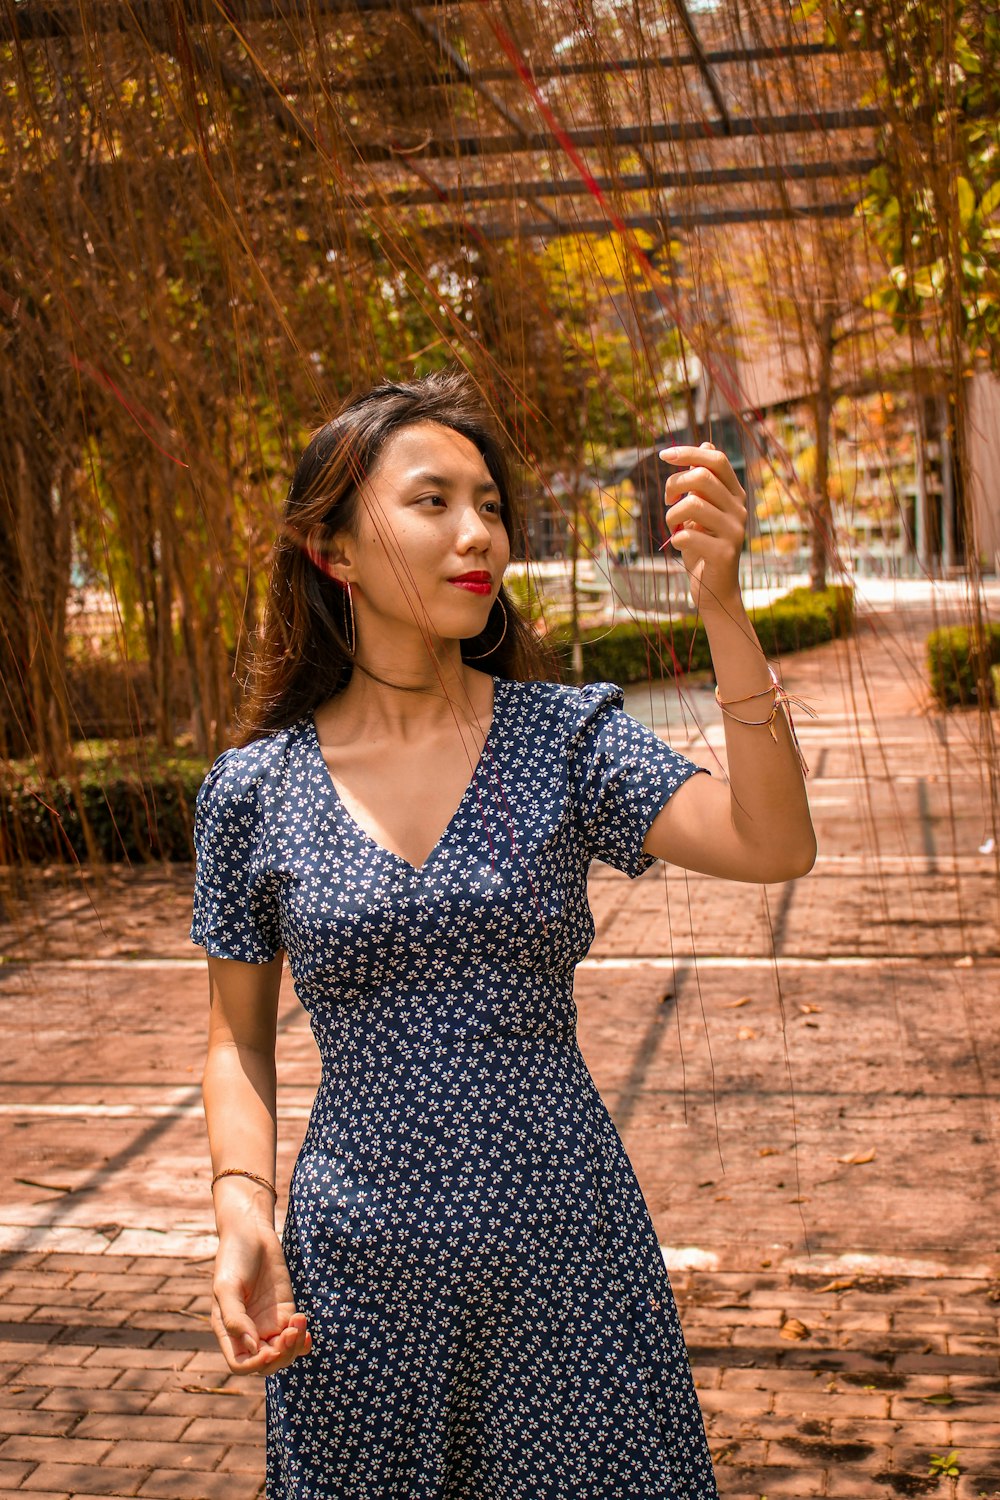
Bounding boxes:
317 725 492 875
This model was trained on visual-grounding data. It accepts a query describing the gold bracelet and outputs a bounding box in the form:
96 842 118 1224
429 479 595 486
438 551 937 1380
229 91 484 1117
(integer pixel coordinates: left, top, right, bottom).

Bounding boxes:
211 1167 277 1197
714 664 817 778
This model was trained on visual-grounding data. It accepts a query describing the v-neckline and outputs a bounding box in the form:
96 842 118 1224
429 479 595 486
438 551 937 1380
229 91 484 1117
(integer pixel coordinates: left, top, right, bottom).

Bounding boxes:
307 676 505 877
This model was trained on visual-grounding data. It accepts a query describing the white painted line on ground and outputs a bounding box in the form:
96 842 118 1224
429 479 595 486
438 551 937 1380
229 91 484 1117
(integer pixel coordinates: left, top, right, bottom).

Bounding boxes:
0 1222 220 1257
0 950 994 977
0 1101 313 1118
779 1250 1000 1280
2 1221 994 1275
579 955 993 969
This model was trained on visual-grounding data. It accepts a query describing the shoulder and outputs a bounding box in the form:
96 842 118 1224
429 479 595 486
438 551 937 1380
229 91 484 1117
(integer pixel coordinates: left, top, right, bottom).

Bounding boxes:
502 676 625 741
195 722 304 819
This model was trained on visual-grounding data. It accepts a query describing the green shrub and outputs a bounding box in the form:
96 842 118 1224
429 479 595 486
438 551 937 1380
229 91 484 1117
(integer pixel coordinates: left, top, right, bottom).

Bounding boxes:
3 583 855 864
926 622 1000 709
1 758 203 865
549 583 854 685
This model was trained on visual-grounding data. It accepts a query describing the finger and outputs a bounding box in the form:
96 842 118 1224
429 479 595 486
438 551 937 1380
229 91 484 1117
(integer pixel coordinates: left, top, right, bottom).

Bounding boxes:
212 1287 261 1361
659 446 743 498
250 1332 312 1377
666 494 745 542
664 465 742 516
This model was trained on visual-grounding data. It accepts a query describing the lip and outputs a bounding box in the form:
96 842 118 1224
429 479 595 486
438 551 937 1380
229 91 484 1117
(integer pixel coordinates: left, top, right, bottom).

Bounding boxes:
448 572 493 594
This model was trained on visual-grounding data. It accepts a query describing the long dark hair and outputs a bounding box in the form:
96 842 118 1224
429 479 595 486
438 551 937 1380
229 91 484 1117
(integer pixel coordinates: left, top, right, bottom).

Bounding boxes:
234 366 560 745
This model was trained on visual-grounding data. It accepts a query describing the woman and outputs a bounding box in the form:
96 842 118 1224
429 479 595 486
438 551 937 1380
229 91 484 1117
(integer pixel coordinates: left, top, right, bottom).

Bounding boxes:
191 367 816 1498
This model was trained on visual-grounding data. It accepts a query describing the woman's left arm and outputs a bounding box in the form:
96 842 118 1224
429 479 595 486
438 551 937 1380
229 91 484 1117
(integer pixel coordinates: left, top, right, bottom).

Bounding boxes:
641 442 818 885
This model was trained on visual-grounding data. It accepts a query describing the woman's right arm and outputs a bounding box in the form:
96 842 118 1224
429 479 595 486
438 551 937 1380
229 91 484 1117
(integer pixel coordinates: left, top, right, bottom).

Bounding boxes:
202 950 312 1375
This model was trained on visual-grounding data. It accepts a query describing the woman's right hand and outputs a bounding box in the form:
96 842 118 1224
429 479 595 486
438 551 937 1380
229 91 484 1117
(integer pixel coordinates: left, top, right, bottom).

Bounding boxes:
211 1226 313 1376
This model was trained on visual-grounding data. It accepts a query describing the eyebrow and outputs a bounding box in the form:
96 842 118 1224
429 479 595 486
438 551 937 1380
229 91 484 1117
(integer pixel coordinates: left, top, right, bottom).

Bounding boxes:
407 470 500 496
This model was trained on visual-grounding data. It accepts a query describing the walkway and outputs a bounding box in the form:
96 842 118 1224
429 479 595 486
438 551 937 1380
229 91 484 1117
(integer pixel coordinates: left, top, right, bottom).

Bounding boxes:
1 583 997 1497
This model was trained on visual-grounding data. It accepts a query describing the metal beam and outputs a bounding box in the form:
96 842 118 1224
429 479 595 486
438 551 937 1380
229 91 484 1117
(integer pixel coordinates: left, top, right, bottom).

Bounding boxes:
353 109 883 163
420 201 859 243
473 41 865 81
370 157 880 208
408 8 565 235
274 41 868 94
670 0 733 133
0 0 463 41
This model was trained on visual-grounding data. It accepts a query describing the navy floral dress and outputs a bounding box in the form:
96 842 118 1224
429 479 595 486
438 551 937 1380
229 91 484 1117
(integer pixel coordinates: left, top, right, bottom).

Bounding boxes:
191 676 718 1499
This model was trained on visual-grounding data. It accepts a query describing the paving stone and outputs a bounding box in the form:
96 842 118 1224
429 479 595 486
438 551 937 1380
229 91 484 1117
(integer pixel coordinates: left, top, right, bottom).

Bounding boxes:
0 1327 59 1347
81 1350 195 1372
10 1368 119 1392
0 1472 36 1493
955 1477 1000 1500
134 1471 249 1499
35 1393 150 1417
66 1279 166 1297
0 1412 78 1438
25 1313 130 1333
105 1373 177 1395
0 1491 69 1499
714 1465 827 1496
18 1467 146 1496
0 1440 113 1468
2 1347 94 1369
71 1415 189 1443
99 1441 227 1472
49 1331 159 1352
214 1446 263 1473
0 1392 43 1412
143 1390 260 1421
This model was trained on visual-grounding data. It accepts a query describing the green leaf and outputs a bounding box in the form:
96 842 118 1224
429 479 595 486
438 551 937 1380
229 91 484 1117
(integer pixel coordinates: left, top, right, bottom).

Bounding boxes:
980 181 1000 219
921 1392 955 1405
957 177 976 227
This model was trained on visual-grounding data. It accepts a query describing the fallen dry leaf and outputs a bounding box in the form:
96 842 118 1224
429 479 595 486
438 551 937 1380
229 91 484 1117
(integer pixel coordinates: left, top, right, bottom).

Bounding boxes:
180 1383 241 1397
954 955 974 968
837 1148 877 1166
798 1003 822 1015
758 1147 781 1157
780 1318 810 1341
724 996 753 1009
817 1278 856 1294
738 1026 758 1041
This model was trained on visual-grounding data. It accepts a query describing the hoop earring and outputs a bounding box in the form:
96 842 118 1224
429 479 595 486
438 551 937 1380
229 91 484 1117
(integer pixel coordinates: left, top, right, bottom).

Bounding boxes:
464 596 508 659
344 580 357 656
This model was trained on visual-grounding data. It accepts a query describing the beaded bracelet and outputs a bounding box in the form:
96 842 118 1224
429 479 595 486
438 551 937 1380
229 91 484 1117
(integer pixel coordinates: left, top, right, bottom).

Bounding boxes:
715 662 816 778
211 1167 277 1198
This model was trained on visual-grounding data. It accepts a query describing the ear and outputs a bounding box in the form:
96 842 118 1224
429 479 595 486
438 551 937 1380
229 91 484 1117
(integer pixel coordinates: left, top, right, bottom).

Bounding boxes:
305 525 353 584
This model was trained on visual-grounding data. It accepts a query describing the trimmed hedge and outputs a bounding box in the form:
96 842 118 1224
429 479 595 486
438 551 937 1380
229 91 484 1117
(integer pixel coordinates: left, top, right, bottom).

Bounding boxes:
549 583 855 685
926 622 1000 709
4 583 854 865
1 760 203 865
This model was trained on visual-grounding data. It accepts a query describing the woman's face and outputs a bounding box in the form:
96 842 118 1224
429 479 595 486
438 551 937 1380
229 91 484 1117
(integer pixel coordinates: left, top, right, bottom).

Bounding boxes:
331 419 512 654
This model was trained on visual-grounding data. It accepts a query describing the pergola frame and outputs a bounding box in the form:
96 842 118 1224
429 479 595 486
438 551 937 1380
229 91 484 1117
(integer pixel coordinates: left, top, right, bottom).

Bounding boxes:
2 0 886 237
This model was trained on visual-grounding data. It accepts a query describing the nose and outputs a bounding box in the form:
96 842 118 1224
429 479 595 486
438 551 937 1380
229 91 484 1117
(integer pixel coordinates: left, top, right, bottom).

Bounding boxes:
455 501 492 552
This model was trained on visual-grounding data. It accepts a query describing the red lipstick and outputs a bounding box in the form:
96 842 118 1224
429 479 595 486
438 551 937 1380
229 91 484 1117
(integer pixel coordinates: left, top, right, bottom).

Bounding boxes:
448 572 493 595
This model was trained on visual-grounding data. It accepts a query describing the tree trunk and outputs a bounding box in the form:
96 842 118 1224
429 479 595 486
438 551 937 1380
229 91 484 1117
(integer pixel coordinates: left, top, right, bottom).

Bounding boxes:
569 475 583 684
809 308 836 592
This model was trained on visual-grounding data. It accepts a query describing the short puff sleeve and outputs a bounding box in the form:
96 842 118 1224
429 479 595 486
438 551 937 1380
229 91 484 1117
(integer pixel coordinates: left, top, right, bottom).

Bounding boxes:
568 681 709 879
190 748 283 963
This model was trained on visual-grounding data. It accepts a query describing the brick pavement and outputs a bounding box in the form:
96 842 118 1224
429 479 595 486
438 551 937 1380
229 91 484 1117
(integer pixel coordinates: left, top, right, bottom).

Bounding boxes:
1 583 998 1497
1 1253 998 1497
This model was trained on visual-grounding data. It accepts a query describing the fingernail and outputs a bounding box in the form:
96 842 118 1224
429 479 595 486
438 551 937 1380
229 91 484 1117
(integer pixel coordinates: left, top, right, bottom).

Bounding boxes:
659 447 681 458
242 1334 258 1354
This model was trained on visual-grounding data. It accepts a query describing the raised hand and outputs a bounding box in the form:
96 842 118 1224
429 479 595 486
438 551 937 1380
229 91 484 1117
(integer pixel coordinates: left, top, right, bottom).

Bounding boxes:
211 1227 313 1376
659 441 748 616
